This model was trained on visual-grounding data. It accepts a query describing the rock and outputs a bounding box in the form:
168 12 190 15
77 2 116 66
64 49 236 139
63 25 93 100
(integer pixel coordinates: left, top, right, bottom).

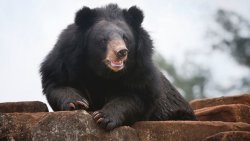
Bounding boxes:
0 110 139 141
190 94 250 110
203 131 250 141
0 101 48 113
1 109 250 141
1 93 250 141
132 121 250 141
195 104 250 123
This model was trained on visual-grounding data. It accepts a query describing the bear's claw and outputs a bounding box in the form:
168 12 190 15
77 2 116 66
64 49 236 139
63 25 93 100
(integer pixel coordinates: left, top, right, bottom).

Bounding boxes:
92 110 120 130
62 98 89 111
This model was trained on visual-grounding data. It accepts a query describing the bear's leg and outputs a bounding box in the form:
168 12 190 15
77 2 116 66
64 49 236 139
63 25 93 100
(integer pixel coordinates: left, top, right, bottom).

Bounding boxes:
149 95 197 121
46 87 89 111
148 75 196 121
149 106 197 121
92 95 145 130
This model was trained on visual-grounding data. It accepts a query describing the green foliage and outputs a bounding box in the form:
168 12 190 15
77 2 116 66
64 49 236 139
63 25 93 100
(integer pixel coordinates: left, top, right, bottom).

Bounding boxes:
211 9 250 92
213 9 250 67
153 53 209 101
154 9 250 101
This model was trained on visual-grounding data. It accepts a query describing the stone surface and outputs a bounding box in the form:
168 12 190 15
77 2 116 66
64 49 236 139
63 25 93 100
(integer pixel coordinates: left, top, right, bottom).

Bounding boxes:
0 110 139 141
203 131 250 141
0 101 48 113
132 121 250 141
1 93 250 141
195 104 250 123
190 94 250 110
2 111 250 141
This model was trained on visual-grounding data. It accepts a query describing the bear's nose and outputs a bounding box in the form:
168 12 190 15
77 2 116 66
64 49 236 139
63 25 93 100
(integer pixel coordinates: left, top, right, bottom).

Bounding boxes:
116 49 128 59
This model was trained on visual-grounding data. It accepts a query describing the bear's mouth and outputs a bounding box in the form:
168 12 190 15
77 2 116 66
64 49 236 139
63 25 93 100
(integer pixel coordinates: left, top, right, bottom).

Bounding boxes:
105 59 125 72
111 60 123 67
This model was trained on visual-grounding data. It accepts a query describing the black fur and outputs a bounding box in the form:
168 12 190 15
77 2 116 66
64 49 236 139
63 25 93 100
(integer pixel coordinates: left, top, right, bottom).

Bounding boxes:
40 4 196 130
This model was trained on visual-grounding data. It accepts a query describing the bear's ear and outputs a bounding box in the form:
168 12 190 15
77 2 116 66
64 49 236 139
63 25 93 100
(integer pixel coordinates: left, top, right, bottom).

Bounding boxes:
124 6 144 28
75 6 96 28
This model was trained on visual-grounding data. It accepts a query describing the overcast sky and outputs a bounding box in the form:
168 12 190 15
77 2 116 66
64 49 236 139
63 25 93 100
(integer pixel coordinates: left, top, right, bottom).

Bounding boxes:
0 0 249 109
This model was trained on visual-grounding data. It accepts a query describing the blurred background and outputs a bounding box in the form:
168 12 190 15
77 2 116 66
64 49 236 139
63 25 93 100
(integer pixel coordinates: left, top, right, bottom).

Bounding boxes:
0 0 250 109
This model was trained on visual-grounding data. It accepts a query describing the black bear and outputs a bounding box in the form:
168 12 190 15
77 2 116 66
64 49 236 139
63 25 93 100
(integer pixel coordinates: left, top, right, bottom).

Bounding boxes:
40 4 196 130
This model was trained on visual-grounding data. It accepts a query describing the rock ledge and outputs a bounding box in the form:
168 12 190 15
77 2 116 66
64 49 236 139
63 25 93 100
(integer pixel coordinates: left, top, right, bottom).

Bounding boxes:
1 94 250 141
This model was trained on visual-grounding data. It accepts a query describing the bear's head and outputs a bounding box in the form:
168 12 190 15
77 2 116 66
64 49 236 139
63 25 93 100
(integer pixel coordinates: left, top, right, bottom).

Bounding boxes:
74 4 146 77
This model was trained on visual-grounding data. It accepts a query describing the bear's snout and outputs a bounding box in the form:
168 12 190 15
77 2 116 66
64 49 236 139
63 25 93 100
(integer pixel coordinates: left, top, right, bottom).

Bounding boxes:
105 39 128 72
116 48 128 59
107 39 128 60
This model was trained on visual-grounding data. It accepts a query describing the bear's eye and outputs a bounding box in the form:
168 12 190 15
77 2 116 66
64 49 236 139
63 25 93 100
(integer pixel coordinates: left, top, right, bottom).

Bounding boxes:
98 38 108 49
123 35 129 44
99 38 108 45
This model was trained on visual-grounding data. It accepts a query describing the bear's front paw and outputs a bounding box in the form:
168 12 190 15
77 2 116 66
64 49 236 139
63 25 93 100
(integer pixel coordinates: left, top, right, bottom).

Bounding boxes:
92 110 122 130
61 98 89 111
